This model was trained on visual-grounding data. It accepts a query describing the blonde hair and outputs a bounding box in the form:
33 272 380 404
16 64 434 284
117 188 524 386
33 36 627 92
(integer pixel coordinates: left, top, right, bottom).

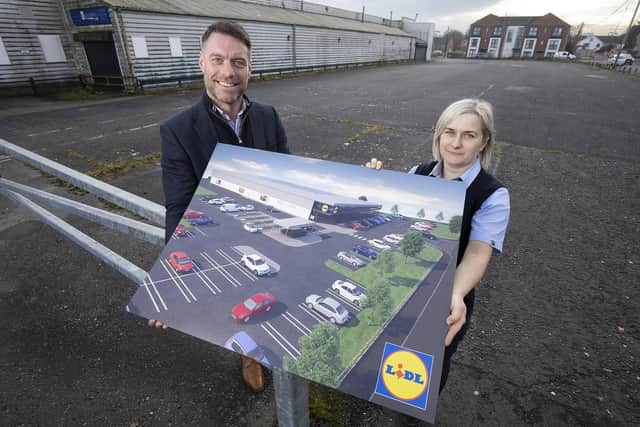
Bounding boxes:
432 98 495 169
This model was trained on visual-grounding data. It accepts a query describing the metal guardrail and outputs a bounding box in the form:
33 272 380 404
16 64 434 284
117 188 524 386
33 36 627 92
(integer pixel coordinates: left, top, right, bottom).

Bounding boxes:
0 138 309 426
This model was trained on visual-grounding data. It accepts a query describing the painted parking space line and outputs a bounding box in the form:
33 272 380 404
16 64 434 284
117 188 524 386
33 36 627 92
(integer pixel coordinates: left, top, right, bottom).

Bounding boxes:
191 226 206 236
217 249 257 282
282 311 312 336
261 321 300 359
192 264 221 295
200 251 243 288
298 303 326 323
159 259 197 303
326 289 361 312
141 275 161 313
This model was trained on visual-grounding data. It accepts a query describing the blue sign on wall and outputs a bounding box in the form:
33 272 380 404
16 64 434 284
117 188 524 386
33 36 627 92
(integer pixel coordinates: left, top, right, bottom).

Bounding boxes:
70 7 111 26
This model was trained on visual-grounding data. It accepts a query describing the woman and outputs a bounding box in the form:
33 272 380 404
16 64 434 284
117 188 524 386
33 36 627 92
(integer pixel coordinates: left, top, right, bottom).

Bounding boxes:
367 98 510 391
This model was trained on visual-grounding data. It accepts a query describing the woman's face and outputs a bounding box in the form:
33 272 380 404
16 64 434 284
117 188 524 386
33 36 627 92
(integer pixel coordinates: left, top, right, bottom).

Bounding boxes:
438 113 487 173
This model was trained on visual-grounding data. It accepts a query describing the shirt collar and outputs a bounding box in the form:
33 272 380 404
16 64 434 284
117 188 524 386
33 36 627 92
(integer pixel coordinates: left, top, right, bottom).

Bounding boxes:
430 157 482 189
212 98 247 121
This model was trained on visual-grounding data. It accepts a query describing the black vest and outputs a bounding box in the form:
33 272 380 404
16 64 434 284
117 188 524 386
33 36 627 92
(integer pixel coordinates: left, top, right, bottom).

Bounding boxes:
414 161 503 266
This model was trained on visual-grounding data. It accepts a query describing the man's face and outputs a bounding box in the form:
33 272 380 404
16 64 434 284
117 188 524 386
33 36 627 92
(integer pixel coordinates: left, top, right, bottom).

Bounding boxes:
199 32 251 113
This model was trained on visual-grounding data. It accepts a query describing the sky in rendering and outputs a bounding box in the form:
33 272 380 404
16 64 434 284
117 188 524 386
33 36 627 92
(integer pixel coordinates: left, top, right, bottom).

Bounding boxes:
207 144 466 222
319 0 638 35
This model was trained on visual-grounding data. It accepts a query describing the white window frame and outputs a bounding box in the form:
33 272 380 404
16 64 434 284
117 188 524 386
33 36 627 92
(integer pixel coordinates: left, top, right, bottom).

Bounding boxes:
545 38 561 57
0 36 10 65
37 34 66 63
169 37 183 57
131 35 149 58
521 38 536 57
467 37 480 57
488 37 501 57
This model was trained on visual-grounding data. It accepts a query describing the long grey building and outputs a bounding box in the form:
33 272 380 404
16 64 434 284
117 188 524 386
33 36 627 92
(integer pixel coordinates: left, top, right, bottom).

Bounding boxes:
1 0 426 90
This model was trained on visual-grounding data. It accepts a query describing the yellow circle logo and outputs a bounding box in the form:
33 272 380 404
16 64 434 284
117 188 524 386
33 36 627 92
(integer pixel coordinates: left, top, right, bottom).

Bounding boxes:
321 204 328 213
381 350 428 401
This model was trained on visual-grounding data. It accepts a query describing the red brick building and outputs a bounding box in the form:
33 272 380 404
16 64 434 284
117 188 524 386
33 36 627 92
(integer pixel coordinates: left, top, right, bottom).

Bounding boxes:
466 13 570 59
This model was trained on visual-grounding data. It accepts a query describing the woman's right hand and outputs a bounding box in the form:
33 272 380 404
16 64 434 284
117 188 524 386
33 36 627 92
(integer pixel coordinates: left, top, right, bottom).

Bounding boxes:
365 157 383 170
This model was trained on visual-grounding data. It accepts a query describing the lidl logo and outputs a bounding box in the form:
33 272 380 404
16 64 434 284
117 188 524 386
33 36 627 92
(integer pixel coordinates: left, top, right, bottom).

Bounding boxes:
321 204 329 213
374 342 432 410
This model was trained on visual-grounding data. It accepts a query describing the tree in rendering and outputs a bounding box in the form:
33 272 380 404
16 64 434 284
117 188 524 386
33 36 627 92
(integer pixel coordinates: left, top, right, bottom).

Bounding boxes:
400 231 424 262
366 278 392 326
391 204 399 215
377 250 395 278
358 195 368 201
449 215 463 233
286 322 341 387
417 208 425 219
436 211 444 222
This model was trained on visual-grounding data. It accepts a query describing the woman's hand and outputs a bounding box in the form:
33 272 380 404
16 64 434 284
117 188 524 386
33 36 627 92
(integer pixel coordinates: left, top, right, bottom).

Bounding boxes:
444 293 467 346
365 157 383 170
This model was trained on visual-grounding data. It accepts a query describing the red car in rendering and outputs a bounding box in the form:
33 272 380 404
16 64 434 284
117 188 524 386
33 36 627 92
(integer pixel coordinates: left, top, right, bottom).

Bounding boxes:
173 223 188 237
231 292 276 323
183 209 204 219
168 251 194 273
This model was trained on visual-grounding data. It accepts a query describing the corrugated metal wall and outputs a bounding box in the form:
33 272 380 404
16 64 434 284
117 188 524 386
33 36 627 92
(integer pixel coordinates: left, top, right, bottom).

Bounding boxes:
120 11 412 82
0 0 77 87
236 0 384 25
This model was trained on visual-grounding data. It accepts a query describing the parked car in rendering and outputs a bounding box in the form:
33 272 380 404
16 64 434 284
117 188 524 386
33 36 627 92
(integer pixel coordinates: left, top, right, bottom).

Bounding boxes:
346 221 365 231
305 294 349 324
383 234 401 245
368 239 391 250
337 251 365 268
241 254 271 276
188 215 215 226
243 222 262 233
554 51 576 60
183 209 204 219
239 204 254 211
231 292 275 323
331 280 366 306
199 195 216 202
173 223 188 237
608 53 634 66
422 231 437 240
220 203 241 212
224 331 270 365
410 223 430 232
353 244 378 259
207 198 225 205
387 233 404 241
168 251 193 273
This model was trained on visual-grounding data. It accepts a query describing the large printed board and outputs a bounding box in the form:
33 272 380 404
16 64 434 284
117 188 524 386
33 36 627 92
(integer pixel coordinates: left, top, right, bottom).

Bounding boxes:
127 144 465 422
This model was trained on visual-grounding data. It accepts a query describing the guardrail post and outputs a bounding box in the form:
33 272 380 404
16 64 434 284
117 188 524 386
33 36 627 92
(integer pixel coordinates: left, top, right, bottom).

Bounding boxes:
273 369 309 427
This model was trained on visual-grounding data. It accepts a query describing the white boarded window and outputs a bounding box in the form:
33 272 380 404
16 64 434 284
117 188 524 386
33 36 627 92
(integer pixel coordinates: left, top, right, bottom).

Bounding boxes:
169 37 183 57
38 35 66 63
131 36 149 58
0 37 10 65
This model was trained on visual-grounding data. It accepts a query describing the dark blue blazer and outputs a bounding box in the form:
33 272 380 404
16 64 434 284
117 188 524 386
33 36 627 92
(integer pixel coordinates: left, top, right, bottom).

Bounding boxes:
161 91 290 242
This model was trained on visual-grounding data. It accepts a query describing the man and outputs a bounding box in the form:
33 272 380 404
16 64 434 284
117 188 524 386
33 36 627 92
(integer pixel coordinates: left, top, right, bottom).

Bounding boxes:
152 21 290 392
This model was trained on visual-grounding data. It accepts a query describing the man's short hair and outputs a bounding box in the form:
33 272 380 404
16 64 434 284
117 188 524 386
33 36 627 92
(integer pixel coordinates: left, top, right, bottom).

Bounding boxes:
201 21 251 50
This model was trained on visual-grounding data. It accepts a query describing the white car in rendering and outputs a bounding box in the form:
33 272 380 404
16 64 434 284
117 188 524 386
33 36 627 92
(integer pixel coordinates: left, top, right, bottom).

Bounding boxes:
239 204 255 211
220 203 241 212
331 280 366 306
243 222 262 233
368 239 391 250
241 254 270 276
383 234 401 245
410 223 429 231
305 294 349 324
337 251 365 268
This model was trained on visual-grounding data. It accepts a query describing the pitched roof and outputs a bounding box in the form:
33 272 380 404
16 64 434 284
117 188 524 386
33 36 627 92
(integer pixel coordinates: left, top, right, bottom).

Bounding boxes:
103 0 413 37
471 12 570 28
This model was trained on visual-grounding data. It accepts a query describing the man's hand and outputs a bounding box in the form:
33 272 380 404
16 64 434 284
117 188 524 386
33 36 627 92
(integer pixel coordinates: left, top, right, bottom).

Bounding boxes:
444 293 467 346
365 157 383 170
148 319 168 329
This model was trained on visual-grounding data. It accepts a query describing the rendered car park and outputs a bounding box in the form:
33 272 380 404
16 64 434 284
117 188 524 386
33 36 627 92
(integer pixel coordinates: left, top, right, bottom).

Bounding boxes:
243 222 262 233
337 251 365 267
188 215 215 226
353 244 378 259
224 331 270 365
231 292 276 323
368 239 391 250
305 294 350 324
183 209 204 219
331 280 366 306
168 251 194 273
241 254 271 276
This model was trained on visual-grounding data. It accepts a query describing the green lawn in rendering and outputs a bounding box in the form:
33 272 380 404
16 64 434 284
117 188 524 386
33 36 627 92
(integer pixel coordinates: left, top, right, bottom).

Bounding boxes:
430 223 459 240
194 186 216 196
324 244 443 370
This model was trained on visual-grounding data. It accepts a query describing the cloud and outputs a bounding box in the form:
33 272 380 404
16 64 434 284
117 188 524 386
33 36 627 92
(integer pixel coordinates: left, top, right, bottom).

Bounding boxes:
231 159 272 173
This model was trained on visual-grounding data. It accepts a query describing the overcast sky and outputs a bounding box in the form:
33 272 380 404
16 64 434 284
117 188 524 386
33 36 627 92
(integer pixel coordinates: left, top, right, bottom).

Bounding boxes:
319 0 639 35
